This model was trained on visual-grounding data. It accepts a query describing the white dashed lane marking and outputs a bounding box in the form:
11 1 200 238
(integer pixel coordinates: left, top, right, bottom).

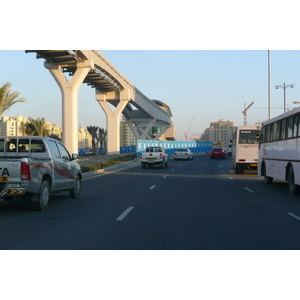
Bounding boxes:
288 213 300 222
116 207 134 221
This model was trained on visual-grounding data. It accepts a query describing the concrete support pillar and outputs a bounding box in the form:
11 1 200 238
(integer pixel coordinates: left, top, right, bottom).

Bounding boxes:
96 89 130 154
45 60 93 154
127 119 156 140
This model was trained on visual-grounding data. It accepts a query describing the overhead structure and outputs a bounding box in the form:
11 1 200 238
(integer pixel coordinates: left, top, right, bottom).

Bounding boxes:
25 50 172 154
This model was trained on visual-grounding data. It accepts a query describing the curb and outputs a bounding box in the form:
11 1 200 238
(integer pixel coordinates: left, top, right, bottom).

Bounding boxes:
82 160 139 179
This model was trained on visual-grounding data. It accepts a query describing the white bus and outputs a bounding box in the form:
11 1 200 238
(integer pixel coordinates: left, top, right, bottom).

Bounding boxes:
258 107 300 195
232 125 261 174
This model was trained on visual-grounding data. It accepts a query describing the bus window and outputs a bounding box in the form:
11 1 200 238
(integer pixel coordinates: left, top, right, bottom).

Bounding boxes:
273 122 277 140
298 115 300 137
287 116 293 138
280 119 287 139
239 130 260 144
275 121 281 140
266 125 271 142
293 115 298 137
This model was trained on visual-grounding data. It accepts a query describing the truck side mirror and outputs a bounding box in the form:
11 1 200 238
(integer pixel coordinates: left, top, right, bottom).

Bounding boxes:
72 153 79 160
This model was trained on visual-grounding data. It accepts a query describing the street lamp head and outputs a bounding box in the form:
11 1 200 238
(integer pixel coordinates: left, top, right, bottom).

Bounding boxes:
290 84 295 88
275 86 280 89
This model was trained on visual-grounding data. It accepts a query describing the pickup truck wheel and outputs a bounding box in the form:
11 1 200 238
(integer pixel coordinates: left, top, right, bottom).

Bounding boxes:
69 175 81 198
161 161 165 169
32 180 50 211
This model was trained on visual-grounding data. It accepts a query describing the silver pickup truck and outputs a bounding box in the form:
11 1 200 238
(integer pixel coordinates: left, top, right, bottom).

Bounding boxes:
140 146 169 169
0 136 82 210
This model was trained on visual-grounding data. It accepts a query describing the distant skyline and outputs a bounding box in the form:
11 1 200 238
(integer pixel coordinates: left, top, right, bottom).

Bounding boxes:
1 50 300 141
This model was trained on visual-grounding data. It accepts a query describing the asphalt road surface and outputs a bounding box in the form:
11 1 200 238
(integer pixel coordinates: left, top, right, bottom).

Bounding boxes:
1 154 300 250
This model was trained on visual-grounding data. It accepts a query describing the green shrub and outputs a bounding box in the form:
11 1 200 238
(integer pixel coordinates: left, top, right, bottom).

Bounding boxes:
80 153 137 173
81 165 99 173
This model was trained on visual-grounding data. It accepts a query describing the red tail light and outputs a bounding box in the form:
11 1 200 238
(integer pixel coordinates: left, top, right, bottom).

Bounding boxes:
185 153 188 155
21 162 31 181
160 153 163 159
238 159 246 162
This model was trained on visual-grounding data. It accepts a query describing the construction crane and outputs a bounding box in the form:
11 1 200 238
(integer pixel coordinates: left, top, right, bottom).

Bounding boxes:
184 115 195 141
251 105 296 112
242 102 254 126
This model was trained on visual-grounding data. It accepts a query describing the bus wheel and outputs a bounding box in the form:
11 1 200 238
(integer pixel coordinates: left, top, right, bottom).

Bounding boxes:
235 167 240 174
264 175 273 184
262 164 273 184
288 167 300 195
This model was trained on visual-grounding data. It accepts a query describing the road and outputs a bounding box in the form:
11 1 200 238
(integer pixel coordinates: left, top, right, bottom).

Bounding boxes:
1 154 300 250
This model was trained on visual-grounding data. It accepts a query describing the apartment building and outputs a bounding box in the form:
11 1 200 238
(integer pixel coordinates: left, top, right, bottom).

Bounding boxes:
0 115 92 150
78 126 92 149
201 119 234 149
120 117 136 147
0 116 27 136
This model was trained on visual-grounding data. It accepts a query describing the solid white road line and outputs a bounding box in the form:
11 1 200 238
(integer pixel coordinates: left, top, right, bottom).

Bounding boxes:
288 213 300 221
244 187 253 193
116 207 134 221
149 185 156 190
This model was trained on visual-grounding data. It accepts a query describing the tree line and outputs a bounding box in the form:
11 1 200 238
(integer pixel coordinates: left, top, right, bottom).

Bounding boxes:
0 82 107 152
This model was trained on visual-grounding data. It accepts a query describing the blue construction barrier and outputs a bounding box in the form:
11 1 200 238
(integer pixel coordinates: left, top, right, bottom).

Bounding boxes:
120 146 136 153
136 140 213 157
79 146 136 155
79 141 212 156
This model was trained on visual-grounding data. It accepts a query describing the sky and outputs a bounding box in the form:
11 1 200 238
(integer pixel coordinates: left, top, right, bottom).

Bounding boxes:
2 1 300 298
1 50 300 141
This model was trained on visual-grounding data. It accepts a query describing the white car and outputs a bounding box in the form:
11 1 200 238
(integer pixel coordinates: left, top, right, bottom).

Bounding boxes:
174 148 194 160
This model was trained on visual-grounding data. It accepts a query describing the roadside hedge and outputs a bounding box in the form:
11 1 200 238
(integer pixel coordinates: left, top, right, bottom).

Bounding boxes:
80 153 136 173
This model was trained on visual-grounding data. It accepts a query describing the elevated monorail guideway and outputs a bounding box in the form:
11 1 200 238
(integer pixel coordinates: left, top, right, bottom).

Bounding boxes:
25 50 172 154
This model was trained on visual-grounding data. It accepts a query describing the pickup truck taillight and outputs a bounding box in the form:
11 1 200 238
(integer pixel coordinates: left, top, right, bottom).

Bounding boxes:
21 162 31 181
160 153 163 159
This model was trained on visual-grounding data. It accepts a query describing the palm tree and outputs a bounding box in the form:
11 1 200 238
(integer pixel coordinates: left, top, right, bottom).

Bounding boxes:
22 117 50 136
0 83 26 116
87 125 99 154
98 128 107 154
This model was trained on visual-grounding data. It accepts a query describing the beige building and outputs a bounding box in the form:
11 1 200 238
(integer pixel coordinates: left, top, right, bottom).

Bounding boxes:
201 119 234 148
78 126 92 149
120 117 136 147
0 115 93 150
0 116 27 136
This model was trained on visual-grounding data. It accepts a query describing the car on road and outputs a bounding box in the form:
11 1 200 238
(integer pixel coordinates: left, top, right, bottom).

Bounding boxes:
210 147 226 159
174 148 194 160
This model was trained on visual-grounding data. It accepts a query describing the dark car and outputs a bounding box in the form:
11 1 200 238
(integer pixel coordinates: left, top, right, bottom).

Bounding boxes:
210 147 226 159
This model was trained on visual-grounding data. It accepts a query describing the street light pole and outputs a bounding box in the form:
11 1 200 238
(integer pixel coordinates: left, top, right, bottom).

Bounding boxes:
275 83 295 113
268 50 271 119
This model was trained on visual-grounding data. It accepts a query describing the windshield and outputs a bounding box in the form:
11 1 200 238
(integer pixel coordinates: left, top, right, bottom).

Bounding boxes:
239 130 260 144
